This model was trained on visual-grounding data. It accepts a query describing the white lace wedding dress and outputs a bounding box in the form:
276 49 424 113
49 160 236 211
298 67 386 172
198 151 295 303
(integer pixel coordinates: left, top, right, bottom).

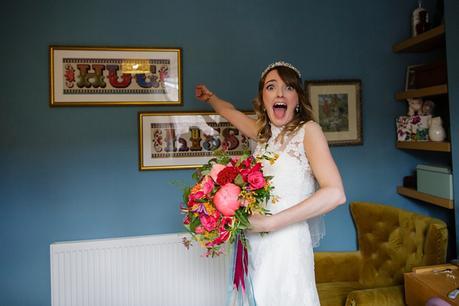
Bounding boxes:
247 123 321 306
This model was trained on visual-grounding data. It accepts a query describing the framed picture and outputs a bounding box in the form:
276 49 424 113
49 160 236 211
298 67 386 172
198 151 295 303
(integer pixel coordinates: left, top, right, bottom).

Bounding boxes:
139 112 255 170
405 64 423 90
305 80 362 146
405 61 447 90
49 46 182 106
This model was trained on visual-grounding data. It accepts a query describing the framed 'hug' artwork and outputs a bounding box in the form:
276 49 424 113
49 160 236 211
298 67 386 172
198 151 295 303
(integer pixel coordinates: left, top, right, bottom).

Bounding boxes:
49 46 182 106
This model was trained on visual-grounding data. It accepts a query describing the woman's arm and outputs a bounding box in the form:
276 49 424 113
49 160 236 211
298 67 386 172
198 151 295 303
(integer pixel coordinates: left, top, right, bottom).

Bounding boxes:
195 84 258 139
249 121 346 232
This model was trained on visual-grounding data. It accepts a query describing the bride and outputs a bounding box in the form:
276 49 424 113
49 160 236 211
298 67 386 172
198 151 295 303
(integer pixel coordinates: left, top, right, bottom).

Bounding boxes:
195 61 346 306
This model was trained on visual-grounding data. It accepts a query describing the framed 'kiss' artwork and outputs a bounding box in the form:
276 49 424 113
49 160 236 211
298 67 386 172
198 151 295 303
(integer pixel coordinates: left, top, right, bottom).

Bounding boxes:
139 111 255 170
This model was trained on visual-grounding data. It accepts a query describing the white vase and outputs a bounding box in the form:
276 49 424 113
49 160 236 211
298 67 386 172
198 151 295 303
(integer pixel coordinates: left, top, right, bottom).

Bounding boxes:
428 117 446 142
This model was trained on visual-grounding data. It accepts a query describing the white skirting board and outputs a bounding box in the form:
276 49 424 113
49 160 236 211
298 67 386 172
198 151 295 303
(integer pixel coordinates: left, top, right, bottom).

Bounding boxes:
50 233 230 306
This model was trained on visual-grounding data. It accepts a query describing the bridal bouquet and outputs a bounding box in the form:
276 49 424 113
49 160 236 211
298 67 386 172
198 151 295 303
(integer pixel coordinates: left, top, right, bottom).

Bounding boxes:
181 150 277 257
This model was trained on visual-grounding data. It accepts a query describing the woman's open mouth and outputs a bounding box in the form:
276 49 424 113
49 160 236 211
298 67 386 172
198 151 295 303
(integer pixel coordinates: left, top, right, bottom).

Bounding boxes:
273 102 287 119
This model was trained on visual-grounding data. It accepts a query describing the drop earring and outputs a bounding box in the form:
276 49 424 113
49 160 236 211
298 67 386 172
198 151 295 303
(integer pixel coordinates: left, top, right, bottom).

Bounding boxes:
295 104 300 112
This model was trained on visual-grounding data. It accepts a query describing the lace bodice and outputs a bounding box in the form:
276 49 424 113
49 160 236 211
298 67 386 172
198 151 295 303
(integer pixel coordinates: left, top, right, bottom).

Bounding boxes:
254 124 317 214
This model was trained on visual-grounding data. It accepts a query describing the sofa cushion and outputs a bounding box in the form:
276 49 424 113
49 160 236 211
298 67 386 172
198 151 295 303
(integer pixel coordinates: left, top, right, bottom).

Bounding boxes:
345 285 405 306
317 281 363 306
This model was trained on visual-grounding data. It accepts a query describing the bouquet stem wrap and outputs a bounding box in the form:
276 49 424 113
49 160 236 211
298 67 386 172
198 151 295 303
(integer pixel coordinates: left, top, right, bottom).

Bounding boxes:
233 236 248 291
227 234 256 306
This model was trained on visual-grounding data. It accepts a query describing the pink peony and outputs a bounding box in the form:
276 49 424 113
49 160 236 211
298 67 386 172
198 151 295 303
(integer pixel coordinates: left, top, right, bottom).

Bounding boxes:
200 214 218 231
201 176 214 194
247 171 265 190
213 183 241 216
210 164 226 183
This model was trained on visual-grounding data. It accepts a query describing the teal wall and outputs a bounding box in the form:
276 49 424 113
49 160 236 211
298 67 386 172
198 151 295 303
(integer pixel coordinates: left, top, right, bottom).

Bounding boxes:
1 0 454 305
445 0 459 249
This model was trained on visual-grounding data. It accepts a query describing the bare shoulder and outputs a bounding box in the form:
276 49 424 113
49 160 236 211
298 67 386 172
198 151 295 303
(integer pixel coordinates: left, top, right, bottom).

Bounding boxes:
302 121 326 142
303 120 321 131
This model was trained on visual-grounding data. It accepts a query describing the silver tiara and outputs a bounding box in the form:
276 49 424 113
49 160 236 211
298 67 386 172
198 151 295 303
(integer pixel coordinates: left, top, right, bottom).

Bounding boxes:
260 61 301 79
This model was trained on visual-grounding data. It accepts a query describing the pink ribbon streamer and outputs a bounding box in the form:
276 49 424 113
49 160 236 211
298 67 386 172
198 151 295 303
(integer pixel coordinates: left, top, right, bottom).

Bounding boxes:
233 237 248 293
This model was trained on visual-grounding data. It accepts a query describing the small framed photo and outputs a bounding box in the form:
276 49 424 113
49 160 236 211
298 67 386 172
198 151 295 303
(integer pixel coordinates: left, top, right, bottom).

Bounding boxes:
405 64 423 90
49 46 182 106
305 80 362 146
405 61 447 90
139 112 255 170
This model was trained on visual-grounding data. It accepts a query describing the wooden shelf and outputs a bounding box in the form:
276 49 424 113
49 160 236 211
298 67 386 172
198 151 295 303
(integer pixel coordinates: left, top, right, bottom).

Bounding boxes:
396 141 451 152
393 25 454 212
393 25 445 53
395 84 448 100
397 186 454 209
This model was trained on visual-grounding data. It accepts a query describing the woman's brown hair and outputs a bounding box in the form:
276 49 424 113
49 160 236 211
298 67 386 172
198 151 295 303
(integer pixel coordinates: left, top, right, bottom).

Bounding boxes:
252 66 315 143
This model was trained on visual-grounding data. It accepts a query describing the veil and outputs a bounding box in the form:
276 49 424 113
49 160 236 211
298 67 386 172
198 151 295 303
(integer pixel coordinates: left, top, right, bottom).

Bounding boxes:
308 215 326 248
308 180 326 248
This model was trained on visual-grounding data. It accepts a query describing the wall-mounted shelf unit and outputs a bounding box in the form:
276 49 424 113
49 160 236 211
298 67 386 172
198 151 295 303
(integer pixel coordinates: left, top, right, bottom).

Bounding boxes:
393 25 445 53
393 24 454 211
396 141 451 152
397 186 453 209
395 84 448 100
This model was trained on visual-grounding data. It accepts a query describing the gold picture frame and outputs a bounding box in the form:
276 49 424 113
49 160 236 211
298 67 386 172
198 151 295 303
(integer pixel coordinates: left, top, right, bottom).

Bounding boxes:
305 79 362 146
139 111 255 170
49 46 182 106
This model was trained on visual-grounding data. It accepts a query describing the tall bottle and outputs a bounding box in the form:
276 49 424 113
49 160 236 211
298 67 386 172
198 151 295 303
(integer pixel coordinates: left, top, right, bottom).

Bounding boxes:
412 0 430 36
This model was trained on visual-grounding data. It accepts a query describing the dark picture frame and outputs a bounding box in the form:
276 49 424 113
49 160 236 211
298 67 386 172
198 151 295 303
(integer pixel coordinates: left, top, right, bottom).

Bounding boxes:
305 79 362 146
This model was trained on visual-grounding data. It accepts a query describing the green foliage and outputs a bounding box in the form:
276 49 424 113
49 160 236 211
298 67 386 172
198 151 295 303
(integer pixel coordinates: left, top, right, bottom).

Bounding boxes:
183 187 191 204
234 209 250 230
234 174 244 187
189 214 200 232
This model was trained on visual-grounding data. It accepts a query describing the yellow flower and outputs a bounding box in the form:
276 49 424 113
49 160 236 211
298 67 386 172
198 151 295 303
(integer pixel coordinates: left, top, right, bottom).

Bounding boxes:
204 202 216 215
191 183 202 194
268 153 279 165
240 191 256 205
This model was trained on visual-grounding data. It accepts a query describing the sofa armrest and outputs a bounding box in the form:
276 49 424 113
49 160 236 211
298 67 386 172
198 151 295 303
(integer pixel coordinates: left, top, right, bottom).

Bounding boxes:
345 285 405 306
314 251 362 283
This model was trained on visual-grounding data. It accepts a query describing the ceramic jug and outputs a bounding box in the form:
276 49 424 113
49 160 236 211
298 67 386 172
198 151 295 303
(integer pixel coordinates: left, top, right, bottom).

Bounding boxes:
429 116 446 141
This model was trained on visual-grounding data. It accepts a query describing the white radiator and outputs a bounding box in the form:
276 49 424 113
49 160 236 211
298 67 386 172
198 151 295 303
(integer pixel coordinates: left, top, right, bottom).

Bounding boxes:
50 233 230 306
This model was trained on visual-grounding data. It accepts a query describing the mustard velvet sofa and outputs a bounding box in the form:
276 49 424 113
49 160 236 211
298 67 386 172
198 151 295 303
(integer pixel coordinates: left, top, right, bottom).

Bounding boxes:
315 202 448 306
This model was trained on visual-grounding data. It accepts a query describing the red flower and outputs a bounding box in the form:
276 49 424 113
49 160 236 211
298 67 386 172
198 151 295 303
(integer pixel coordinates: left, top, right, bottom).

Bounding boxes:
247 171 265 190
200 214 219 231
240 162 262 182
187 190 205 207
210 229 231 246
216 166 239 185
411 115 421 124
